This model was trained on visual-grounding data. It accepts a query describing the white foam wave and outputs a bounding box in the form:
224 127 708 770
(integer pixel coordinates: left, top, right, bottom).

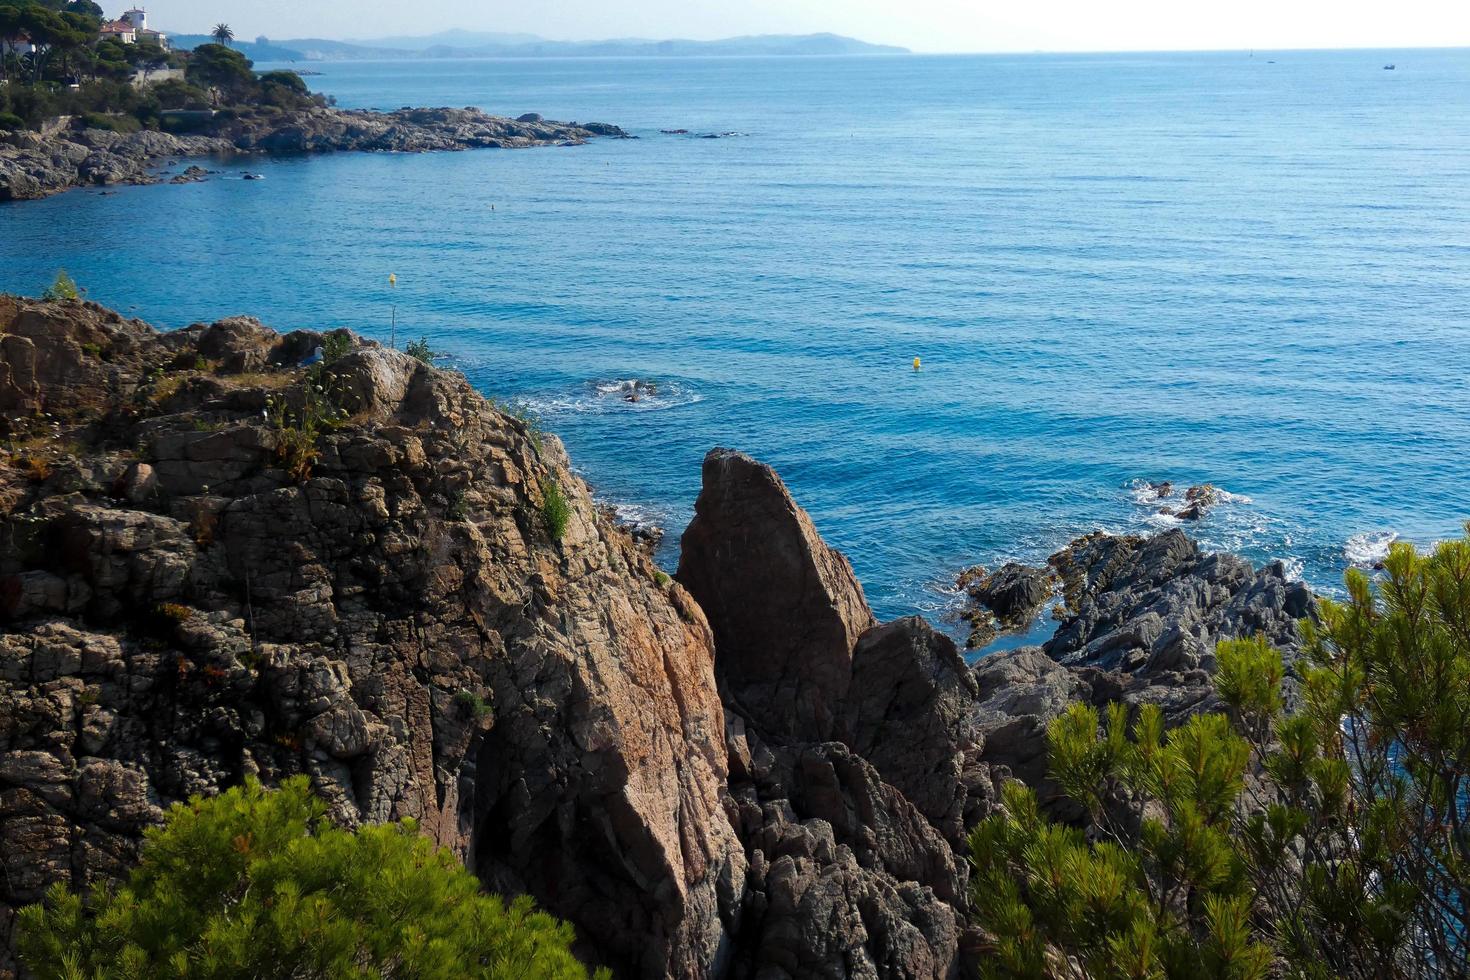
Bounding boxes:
522 378 703 416
1126 479 1172 504
605 500 663 531
1280 556 1305 582
1344 531 1397 568
1126 478 1253 508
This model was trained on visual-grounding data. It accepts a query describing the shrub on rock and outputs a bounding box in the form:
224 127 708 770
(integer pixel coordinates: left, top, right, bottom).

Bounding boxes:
968 529 1470 979
17 776 604 979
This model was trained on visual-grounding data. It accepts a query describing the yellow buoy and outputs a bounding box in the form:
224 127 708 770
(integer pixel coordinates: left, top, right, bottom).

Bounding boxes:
913 357 922 371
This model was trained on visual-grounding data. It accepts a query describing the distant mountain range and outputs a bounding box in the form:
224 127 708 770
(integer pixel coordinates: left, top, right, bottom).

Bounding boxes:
163 31 909 63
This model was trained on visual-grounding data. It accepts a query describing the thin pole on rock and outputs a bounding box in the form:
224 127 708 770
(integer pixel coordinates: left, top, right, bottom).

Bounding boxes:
245 565 256 656
389 273 398 349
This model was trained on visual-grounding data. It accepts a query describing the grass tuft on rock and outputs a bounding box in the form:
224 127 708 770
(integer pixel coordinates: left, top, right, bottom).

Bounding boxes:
541 479 571 542
41 270 79 302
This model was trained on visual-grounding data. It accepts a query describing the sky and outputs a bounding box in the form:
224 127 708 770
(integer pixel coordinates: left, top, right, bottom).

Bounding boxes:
135 0 1470 53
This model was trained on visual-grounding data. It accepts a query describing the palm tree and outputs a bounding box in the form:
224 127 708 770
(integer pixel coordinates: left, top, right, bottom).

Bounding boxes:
211 23 233 46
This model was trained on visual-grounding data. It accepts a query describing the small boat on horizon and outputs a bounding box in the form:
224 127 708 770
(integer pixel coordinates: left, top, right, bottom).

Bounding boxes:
1384 64 1396 70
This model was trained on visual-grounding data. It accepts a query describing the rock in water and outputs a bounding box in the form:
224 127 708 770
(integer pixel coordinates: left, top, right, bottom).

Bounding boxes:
676 448 876 742
1046 528 1315 719
0 108 629 203
954 561 1054 648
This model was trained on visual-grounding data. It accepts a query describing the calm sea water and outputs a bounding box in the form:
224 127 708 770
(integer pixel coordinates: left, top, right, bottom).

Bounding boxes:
4 51 1469 632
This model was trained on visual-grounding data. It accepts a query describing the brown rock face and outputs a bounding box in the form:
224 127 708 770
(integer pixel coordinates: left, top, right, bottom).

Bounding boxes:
678 452 969 977
676 448 876 742
0 300 1324 980
842 618 984 845
0 297 742 978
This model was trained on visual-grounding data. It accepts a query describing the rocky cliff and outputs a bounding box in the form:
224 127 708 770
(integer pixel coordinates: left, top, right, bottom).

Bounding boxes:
0 297 1317 978
0 296 735 977
0 107 628 202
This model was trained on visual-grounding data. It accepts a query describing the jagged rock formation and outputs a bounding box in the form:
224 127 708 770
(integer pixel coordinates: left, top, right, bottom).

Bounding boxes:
0 298 1322 979
677 449 1318 977
1047 529 1315 718
0 296 738 978
676 448 876 743
0 107 627 202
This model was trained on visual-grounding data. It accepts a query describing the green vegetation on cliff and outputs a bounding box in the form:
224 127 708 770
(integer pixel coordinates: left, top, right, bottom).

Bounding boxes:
17 777 604 979
968 531 1470 979
0 2 323 131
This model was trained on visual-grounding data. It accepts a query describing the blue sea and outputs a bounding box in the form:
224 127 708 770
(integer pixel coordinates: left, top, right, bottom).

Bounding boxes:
4 50 1469 635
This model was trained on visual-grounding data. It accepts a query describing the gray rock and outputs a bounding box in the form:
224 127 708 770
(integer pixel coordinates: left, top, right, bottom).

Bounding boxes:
954 561 1054 648
842 617 983 845
1046 529 1314 720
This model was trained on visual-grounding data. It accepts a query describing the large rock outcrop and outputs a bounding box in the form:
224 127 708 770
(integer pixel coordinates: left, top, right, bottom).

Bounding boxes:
673 448 1321 978
679 450 974 977
0 298 1327 980
0 297 739 978
842 618 985 845
677 449 876 743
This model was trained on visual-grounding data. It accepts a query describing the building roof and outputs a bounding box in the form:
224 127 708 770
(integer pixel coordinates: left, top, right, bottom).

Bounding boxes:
100 20 135 33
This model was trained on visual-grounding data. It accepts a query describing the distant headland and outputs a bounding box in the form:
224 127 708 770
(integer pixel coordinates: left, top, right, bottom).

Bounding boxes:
161 31 911 63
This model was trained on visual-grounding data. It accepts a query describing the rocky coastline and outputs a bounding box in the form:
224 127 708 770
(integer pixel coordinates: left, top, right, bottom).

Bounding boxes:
0 107 628 202
0 296 1316 977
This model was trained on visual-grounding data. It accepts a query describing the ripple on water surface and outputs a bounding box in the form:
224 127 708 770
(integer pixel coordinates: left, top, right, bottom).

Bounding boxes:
3 51 1469 630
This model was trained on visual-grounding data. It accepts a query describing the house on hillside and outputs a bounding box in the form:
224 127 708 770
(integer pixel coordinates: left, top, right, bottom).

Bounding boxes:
1 31 36 56
117 8 169 50
99 20 137 44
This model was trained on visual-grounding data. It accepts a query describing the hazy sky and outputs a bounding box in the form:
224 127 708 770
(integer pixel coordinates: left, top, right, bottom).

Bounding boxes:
138 0 1470 53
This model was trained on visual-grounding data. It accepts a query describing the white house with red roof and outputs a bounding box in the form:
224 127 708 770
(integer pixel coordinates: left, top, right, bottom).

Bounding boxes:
1 31 36 56
107 8 169 49
99 19 137 44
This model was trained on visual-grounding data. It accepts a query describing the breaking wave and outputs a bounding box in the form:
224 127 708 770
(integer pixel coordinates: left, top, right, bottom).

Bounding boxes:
522 378 704 416
1344 531 1397 568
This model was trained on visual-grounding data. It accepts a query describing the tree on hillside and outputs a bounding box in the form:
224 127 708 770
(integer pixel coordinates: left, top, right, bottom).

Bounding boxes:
18 776 608 979
0 4 25 83
257 68 312 108
211 21 233 45
145 76 210 110
129 37 169 79
968 530 1470 979
185 41 253 105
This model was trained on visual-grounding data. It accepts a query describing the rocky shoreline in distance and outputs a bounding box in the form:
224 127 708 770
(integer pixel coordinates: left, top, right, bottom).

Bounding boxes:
0 106 627 202
0 294 1317 978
